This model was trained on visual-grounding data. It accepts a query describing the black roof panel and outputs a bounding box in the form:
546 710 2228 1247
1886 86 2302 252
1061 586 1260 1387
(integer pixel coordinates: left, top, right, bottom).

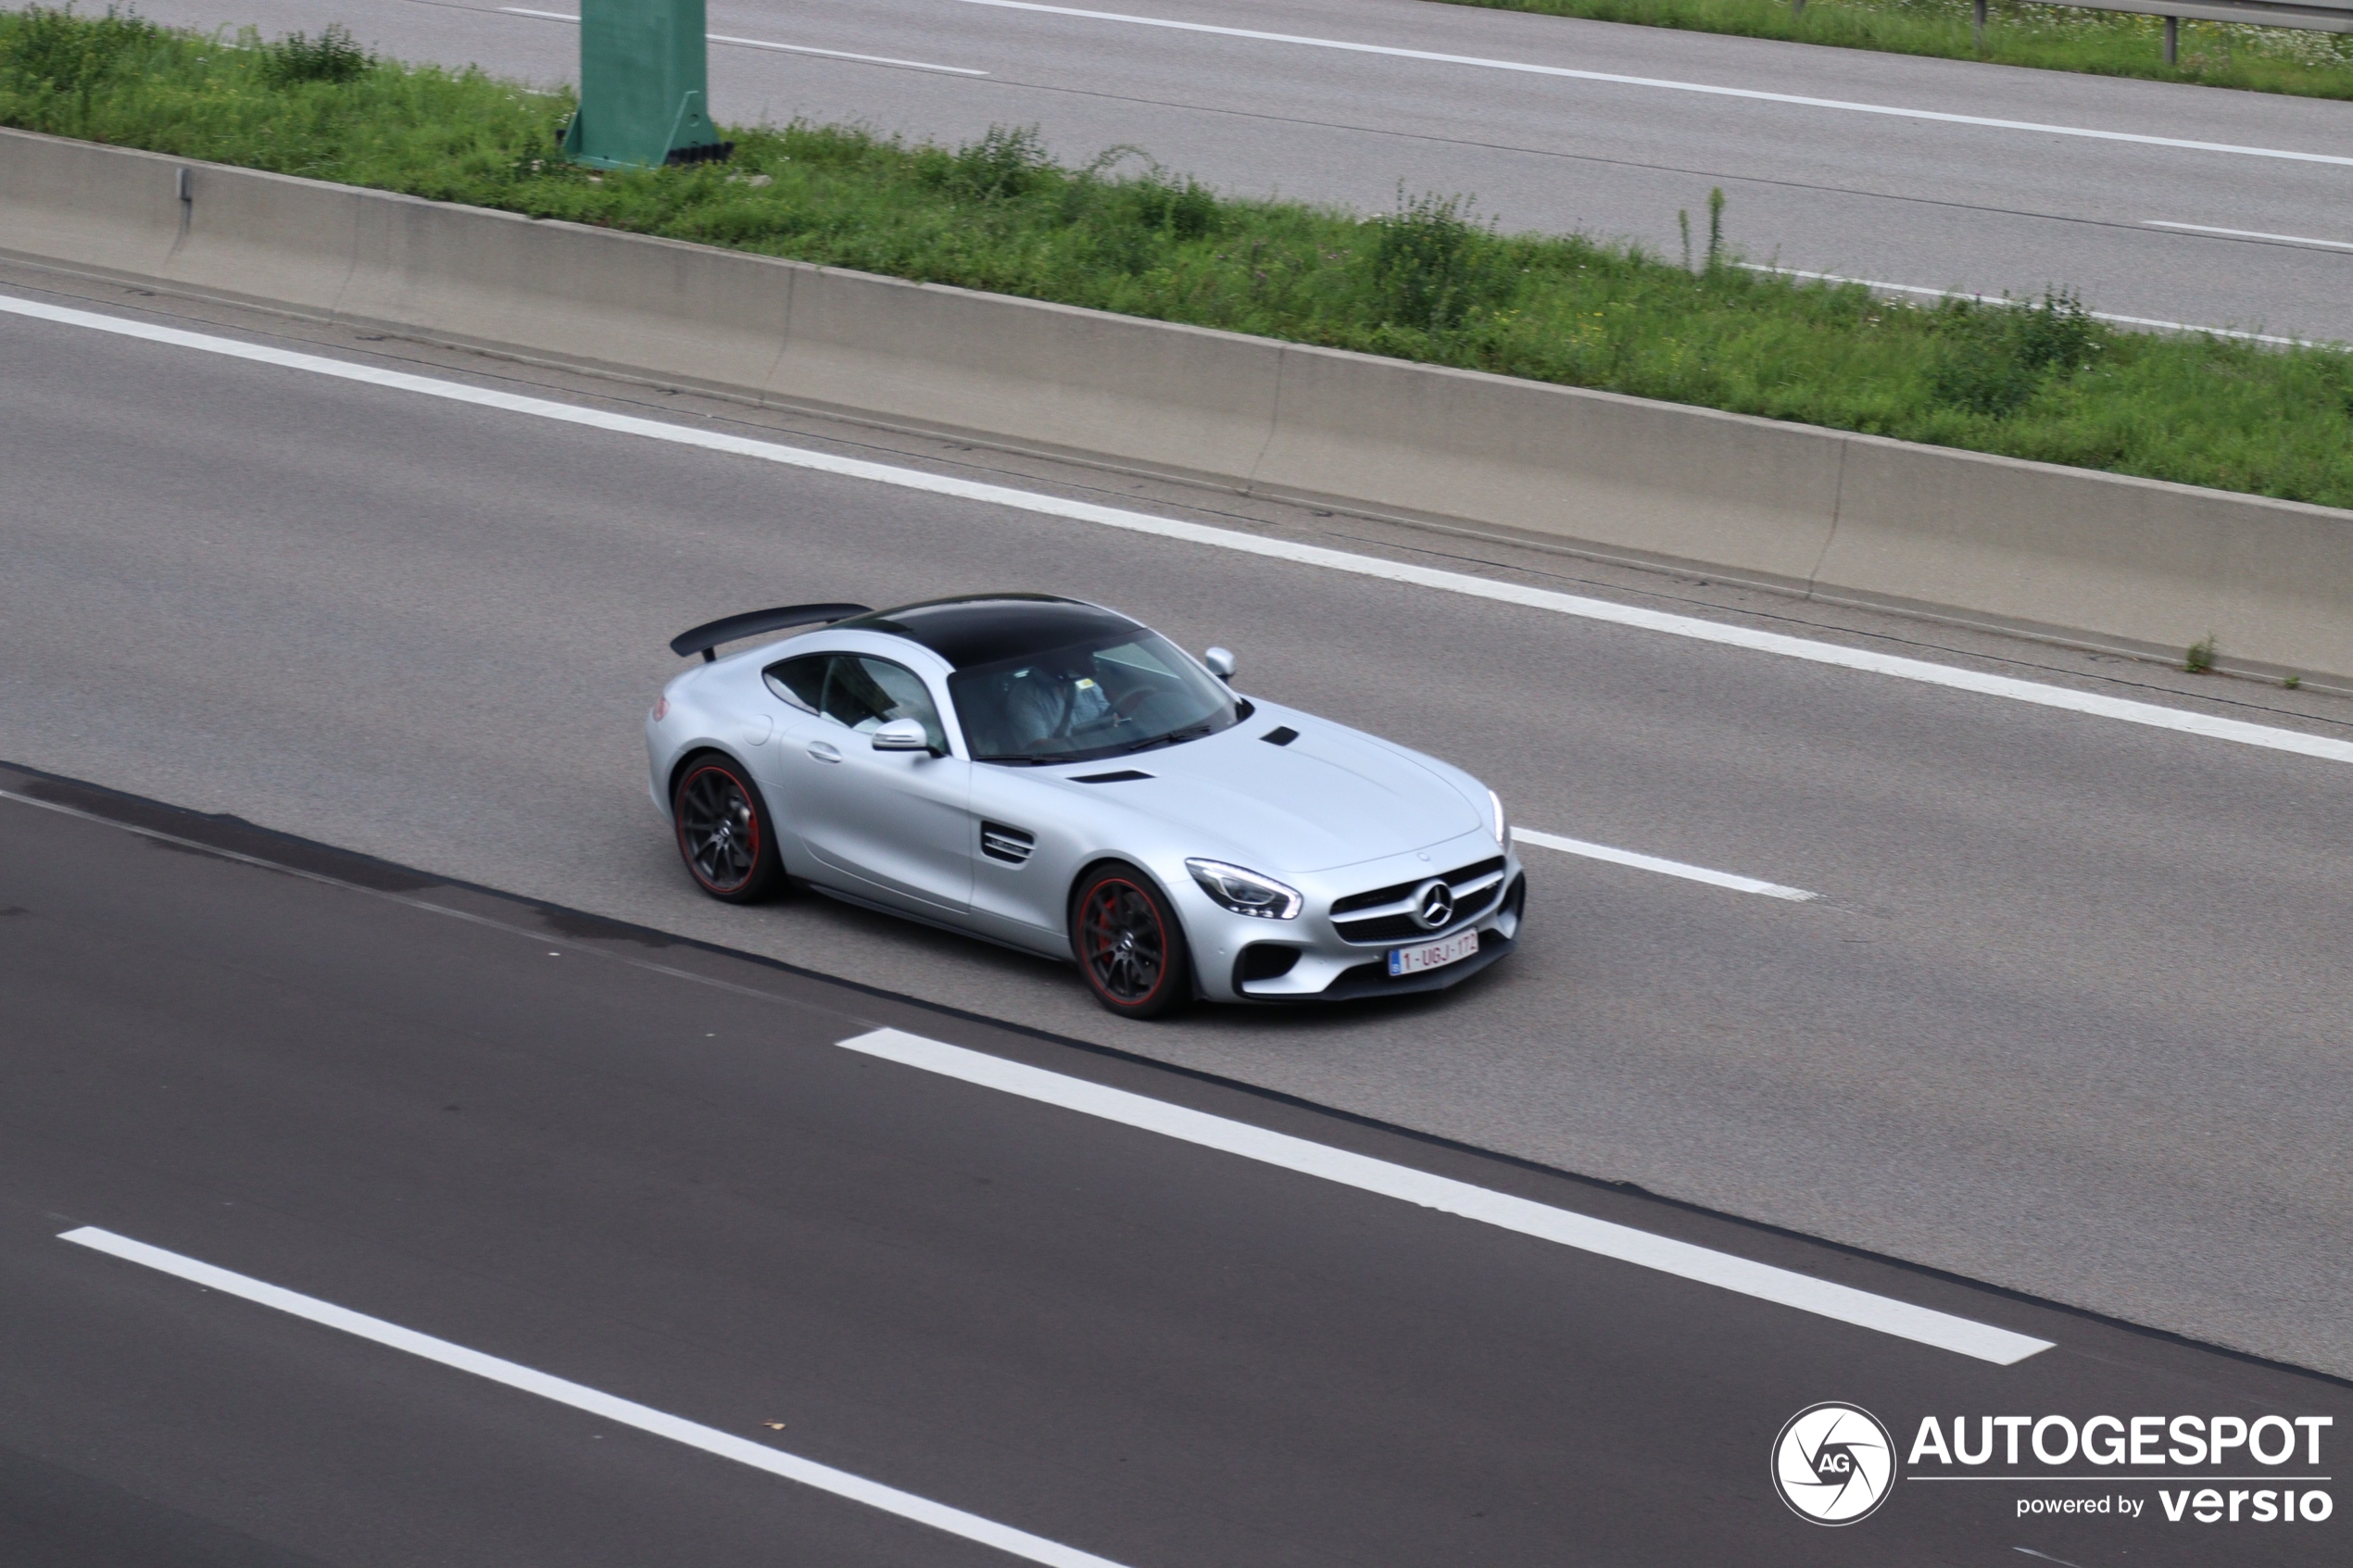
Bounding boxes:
843 595 1139 670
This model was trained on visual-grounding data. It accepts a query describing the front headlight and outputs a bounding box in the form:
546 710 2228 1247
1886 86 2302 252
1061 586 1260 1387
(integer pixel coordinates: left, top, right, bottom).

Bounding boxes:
1186 859 1302 920
1488 788 1509 846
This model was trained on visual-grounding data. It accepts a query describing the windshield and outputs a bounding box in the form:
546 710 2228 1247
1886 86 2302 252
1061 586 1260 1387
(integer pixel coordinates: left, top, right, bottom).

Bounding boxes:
950 630 1239 764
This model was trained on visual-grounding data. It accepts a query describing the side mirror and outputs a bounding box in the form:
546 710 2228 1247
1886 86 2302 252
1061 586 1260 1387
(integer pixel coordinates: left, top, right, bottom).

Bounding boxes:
1202 646 1237 681
870 717 935 754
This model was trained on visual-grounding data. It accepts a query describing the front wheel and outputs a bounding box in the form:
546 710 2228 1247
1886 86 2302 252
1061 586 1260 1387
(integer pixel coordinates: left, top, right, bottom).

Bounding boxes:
672 754 783 903
1072 863 1191 1019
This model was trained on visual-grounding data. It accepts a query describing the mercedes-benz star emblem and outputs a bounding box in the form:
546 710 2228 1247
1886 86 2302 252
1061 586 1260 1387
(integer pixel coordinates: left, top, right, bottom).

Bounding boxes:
1413 880 1454 931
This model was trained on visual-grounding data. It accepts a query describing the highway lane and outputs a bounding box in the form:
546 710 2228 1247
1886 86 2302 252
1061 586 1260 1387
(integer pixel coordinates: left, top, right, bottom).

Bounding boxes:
4 275 2353 1382
5 778 2347 1566
95 0 2353 341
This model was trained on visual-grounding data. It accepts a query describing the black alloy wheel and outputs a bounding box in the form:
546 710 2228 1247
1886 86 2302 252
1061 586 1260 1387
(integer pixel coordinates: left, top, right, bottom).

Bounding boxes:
672 755 783 903
1073 863 1190 1019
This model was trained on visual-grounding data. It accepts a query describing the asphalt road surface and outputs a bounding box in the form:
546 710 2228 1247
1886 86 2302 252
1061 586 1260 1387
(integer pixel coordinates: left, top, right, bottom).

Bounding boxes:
6 271 2353 1386
89 0 2353 342
5 773 2348 1567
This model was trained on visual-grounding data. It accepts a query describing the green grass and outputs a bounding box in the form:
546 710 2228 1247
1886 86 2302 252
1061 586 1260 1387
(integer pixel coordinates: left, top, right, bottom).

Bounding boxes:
1441 0 2353 99
6 6 2353 508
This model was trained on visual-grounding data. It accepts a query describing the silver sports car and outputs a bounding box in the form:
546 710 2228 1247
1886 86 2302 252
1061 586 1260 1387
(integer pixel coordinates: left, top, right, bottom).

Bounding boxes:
645 595 1524 1016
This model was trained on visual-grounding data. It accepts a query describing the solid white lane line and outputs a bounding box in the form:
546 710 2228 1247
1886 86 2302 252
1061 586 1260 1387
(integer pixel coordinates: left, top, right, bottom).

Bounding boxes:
2145 220 2353 252
1515 828 1816 900
499 9 989 74
950 0 2353 169
10 292 2350 768
58 1226 1131 1568
1740 264 2318 348
837 1030 2051 1363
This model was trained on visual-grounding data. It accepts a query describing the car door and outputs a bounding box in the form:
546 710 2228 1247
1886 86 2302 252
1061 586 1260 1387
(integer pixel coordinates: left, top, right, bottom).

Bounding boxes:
762 650 973 915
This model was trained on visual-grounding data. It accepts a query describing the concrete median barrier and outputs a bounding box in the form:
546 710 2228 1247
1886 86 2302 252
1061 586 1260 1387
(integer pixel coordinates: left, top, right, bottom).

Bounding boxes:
6 126 2349 687
342 195 797 399
1 130 364 314
1819 437 2353 684
770 264 1287 488
1248 346 1849 589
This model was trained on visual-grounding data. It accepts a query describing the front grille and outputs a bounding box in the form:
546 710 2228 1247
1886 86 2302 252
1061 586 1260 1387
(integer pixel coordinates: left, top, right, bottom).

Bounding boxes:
979 822 1035 864
1329 855 1504 916
1329 855 1507 944
1332 913 1421 944
1332 883 1501 944
1329 877 1417 918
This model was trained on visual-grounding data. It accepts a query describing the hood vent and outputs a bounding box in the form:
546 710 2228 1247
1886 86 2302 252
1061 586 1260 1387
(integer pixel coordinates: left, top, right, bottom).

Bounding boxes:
1071 770 1152 784
1261 726 1299 746
979 822 1035 864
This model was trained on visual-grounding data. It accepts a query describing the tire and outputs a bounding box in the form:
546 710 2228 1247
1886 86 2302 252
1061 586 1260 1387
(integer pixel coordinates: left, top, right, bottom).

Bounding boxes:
672 753 784 903
1071 862 1191 1019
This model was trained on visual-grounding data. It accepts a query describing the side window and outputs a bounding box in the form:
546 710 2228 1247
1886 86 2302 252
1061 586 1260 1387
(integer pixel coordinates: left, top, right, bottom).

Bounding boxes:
763 655 826 714
817 656 950 753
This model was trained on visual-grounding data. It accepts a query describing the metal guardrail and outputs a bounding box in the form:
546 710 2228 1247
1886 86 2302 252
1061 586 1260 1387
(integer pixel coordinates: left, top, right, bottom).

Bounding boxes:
2066 0 2353 63
1798 0 2353 61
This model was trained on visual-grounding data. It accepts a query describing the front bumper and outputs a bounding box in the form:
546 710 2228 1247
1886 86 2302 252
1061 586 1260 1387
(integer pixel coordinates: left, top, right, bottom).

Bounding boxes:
1176 831 1526 1004
1245 922 1519 1004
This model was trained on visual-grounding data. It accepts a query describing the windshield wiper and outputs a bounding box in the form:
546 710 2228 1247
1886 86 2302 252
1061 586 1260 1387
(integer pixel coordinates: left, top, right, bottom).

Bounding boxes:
1121 723 1216 755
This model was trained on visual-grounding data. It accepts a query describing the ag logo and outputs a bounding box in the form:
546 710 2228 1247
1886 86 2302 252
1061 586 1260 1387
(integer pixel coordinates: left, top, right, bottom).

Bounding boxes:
1772 1403 1896 1524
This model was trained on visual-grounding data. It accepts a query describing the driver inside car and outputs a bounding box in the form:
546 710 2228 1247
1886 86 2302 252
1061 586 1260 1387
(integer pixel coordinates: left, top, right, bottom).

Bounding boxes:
999 663 1115 751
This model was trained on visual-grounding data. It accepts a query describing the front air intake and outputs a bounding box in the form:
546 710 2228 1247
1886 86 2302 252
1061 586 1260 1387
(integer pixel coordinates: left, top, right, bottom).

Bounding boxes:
1234 944 1302 985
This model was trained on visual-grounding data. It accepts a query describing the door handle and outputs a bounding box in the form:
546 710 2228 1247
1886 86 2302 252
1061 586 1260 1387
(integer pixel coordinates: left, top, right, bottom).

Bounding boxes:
806 741 842 763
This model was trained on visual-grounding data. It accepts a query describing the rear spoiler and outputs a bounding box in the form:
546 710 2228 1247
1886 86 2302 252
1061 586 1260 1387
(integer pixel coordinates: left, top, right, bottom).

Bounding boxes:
669 603 873 662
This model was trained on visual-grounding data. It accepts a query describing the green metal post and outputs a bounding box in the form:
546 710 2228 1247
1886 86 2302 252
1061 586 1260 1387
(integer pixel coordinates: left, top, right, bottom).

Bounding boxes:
563 0 731 169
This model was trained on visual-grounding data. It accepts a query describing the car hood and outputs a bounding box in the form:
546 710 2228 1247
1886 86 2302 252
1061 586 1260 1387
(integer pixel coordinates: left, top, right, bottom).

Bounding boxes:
1059 709 1483 872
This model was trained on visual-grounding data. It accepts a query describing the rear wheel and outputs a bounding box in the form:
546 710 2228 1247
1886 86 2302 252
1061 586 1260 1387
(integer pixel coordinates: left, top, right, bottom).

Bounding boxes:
672 754 783 903
1072 863 1191 1019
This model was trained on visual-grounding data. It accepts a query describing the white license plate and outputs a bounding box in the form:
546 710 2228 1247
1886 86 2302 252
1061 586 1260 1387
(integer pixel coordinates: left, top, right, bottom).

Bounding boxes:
1388 928 1480 977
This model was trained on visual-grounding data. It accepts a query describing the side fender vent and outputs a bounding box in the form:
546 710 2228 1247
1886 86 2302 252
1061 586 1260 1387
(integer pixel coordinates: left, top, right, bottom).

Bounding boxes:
980 822 1035 865
1261 727 1299 746
1070 770 1152 784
